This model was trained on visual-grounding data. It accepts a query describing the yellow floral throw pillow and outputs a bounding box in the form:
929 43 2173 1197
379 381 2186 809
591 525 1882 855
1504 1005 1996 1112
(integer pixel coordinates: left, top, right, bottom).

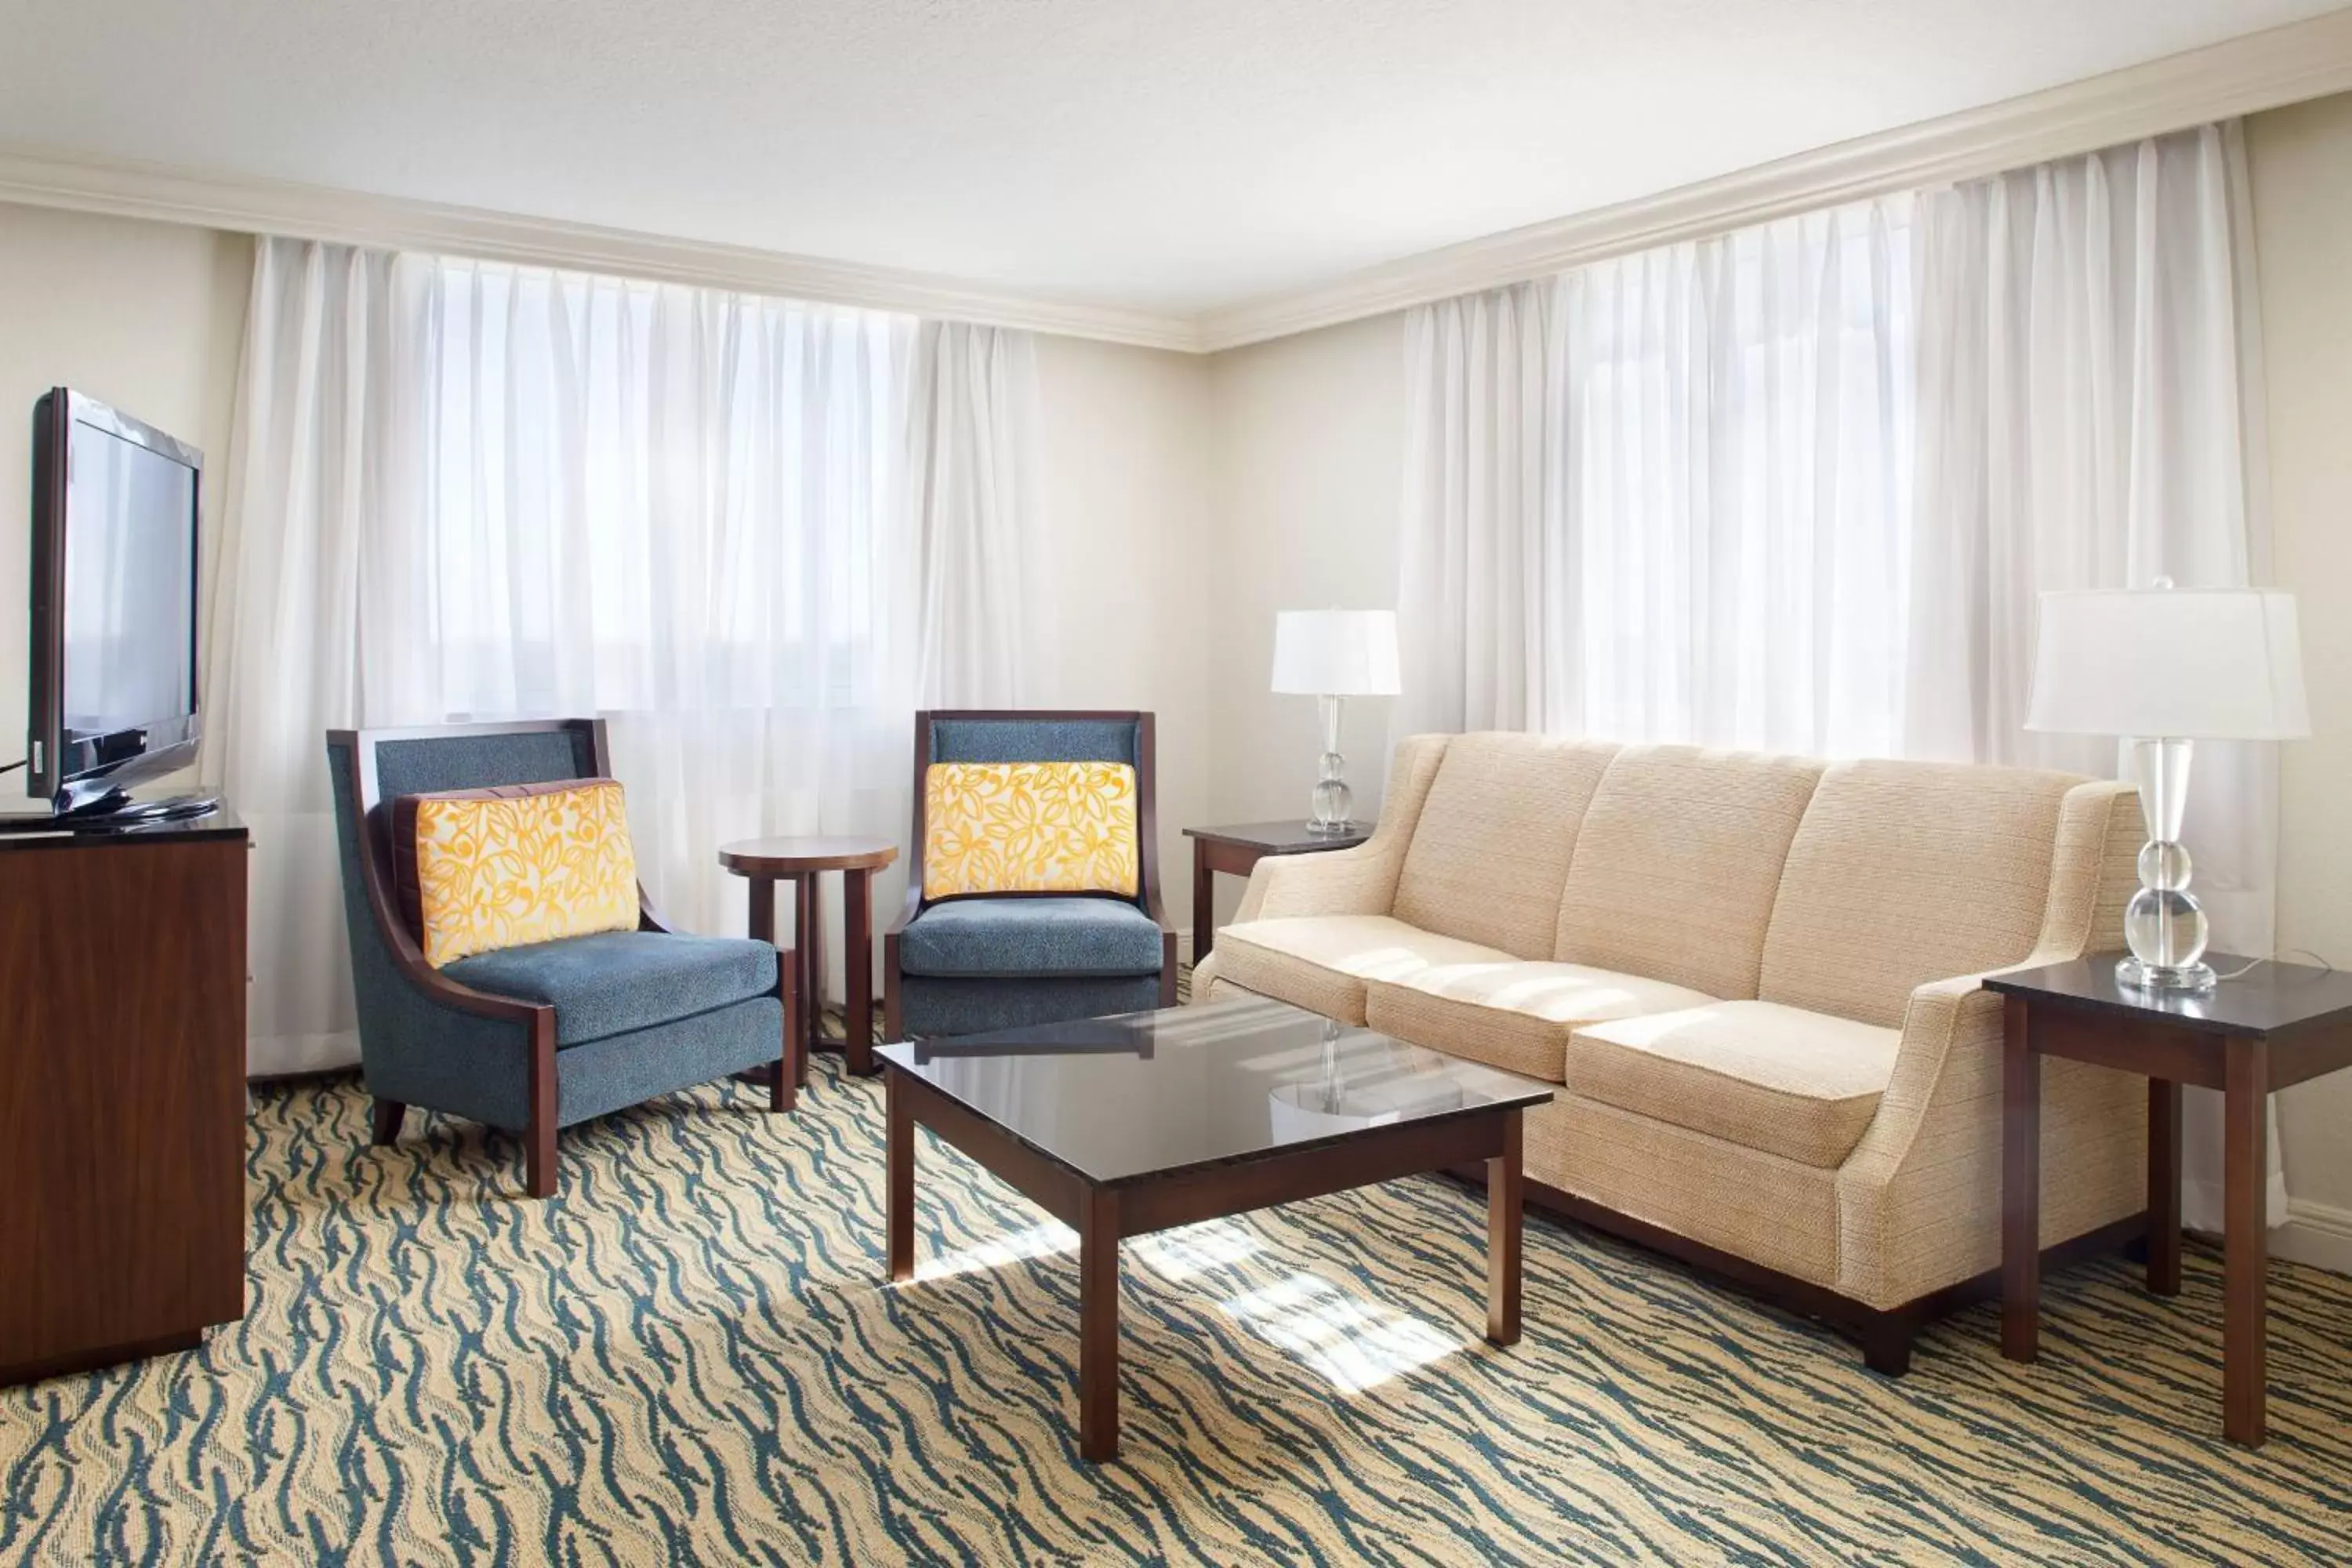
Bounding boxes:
922 761 1140 900
394 779 641 967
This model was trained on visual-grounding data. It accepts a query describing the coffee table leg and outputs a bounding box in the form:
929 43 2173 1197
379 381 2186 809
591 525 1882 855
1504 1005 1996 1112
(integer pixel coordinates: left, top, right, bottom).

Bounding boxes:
846 866 875 1074
886 1071 913 1284
1486 1109 1523 1345
1079 1185 1121 1461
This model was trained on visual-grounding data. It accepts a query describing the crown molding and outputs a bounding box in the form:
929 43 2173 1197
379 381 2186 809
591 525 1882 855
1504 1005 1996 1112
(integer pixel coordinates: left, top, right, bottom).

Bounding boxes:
5 9 2350 358
0 145 1206 353
1196 8 2352 352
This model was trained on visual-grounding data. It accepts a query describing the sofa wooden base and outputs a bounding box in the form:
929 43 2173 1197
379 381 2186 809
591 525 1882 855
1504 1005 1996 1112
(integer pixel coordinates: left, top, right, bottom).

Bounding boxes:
1444 1167 2146 1376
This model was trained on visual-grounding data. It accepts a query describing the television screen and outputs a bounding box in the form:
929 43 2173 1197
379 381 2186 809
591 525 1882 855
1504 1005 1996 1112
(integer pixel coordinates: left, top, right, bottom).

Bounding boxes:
62 417 198 740
26 388 205 813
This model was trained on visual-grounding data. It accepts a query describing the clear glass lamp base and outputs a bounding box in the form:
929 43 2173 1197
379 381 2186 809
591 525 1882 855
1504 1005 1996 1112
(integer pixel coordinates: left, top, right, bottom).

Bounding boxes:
1305 694 1357 835
2116 954 2218 995
2114 738 2215 996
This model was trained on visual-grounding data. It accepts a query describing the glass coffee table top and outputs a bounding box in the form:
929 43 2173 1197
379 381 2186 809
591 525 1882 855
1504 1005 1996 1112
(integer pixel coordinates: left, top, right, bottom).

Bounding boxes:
875 996 1554 1186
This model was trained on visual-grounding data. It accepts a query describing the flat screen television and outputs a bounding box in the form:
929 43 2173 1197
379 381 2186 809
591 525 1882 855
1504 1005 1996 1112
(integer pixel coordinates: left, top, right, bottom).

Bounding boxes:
24 388 216 823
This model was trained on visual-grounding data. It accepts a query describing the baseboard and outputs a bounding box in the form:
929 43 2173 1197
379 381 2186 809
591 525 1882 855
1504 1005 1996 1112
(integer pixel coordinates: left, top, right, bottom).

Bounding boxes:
2274 1199 2352 1276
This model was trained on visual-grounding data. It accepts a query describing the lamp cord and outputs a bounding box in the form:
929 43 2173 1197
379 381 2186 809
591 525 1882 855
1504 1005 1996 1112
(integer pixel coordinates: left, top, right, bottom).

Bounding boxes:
2212 949 2336 982
0 759 22 777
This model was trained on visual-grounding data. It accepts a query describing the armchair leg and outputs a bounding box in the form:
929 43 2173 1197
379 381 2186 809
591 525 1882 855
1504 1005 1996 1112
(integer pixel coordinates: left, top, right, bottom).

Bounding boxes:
884 937 904 1047
524 1006 559 1200
1158 928 1180 1008
371 1098 407 1146
525 1120 557 1200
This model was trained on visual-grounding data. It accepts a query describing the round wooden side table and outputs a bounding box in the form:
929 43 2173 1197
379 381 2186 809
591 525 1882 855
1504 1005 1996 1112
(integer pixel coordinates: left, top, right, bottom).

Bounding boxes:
719 837 898 1080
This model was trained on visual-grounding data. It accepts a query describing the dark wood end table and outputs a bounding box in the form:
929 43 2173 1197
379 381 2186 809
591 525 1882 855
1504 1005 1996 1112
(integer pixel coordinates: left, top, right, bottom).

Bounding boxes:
720 837 898 1079
879 998 1549 1462
1988 952 2352 1447
1182 820 1372 963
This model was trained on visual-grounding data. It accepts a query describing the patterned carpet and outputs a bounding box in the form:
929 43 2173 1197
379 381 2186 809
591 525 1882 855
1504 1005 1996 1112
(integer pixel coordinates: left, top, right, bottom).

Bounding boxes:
5 1054 2352 1566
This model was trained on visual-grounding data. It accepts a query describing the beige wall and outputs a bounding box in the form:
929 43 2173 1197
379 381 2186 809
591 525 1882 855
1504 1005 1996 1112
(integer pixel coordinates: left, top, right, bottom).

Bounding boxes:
1030 332 1217 924
0 204 249 803
2249 94 2352 1265
1201 313 1406 925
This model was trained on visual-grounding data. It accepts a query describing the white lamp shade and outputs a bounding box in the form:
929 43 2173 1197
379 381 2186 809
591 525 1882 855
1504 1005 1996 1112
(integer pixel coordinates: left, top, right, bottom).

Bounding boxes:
2024 587 2310 740
1270 609 1402 696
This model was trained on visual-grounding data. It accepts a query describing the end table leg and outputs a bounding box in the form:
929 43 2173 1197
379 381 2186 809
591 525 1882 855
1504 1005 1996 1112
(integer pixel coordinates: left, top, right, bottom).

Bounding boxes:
1192 840 1214 965
886 1071 913 1284
846 867 875 1075
1079 1185 1121 1462
747 873 777 946
794 874 822 1076
1487 1109 1523 1345
771 947 796 1113
2001 996 2042 1363
2148 1078 2182 1297
2224 1039 2270 1447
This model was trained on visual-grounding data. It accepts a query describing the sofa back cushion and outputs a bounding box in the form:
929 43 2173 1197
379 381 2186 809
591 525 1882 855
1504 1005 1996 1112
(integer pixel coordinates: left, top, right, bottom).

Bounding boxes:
1758 759 2081 1026
1391 734 1617 958
1553 746 1825 999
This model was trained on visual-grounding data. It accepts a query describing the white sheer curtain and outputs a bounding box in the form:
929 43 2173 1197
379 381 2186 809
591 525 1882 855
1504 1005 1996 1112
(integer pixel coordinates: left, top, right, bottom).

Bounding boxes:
906 321 1051 707
1397 122 2281 1225
388 259 917 941
214 243 1047 1074
201 239 418 1076
1399 200 1914 750
1395 280 1562 736
1905 123 2280 1227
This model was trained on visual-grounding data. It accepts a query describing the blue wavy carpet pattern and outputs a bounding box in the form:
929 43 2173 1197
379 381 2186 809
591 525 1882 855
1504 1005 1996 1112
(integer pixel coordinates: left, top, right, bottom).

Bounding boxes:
3 1054 2351 1565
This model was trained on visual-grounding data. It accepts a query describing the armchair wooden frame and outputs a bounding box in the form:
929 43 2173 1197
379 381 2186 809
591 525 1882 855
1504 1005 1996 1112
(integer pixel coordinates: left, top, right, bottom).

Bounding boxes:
884 710 1181 1042
332 718 798 1198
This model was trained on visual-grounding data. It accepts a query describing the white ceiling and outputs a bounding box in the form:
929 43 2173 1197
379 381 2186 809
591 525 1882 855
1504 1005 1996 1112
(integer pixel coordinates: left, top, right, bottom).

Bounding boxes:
0 0 2341 317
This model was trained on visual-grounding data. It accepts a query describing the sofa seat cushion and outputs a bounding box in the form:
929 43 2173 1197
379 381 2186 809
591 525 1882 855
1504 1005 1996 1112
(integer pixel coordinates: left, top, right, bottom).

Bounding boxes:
1564 1001 1902 1169
1367 963 1720 1083
898 896 1164 979
1214 916 1517 1025
443 931 779 1047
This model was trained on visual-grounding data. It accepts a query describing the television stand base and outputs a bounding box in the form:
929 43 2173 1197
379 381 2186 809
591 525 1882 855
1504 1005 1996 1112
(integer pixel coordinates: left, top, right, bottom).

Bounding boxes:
0 793 223 833
69 793 221 829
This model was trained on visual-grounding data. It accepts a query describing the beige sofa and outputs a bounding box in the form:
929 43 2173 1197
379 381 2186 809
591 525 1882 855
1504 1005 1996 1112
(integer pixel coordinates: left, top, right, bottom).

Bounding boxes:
1191 733 2148 1370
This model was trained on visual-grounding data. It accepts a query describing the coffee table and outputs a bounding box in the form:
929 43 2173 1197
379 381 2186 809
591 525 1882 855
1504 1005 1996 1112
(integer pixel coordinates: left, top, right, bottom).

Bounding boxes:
878 996 1553 1461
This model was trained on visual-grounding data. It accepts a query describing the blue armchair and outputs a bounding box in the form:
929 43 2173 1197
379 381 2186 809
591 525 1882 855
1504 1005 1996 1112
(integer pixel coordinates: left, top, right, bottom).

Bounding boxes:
884 710 1179 1039
327 720 796 1197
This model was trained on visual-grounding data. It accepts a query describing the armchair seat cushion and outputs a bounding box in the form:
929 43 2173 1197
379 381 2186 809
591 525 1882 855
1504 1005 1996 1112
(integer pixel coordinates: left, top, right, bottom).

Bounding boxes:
898 896 1165 979
442 931 779 1047
1564 1000 1903 1169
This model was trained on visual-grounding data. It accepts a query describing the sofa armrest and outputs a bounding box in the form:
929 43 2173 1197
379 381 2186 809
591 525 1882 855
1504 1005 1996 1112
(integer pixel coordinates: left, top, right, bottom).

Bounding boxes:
1832 777 2144 1308
1226 732 1452 927
1235 840 1403 923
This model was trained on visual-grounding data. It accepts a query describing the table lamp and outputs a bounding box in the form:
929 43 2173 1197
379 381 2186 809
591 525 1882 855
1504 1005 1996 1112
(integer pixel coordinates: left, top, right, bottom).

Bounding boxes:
1271 608 1401 835
2025 580 2309 994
